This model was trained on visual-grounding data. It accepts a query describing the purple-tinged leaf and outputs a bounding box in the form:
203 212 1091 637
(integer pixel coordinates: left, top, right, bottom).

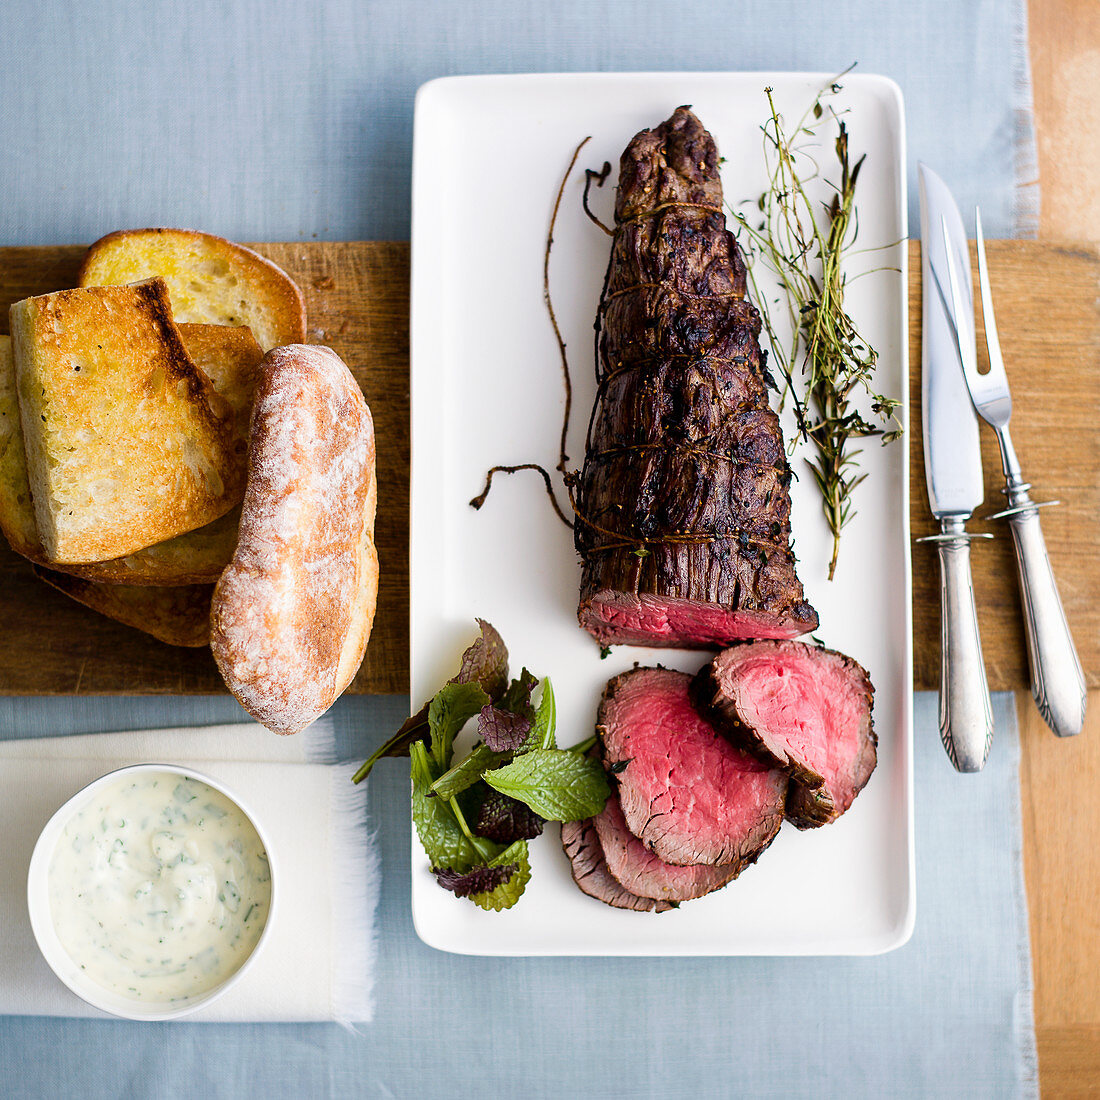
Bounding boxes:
475 790 545 844
470 841 531 911
478 705 532 753
456 619 509 701
356 621 509 781
498 668 538 723
433 862 518 899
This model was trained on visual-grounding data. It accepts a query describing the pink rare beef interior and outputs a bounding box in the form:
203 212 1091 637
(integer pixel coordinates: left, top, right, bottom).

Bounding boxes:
579 591 816 649
593 787 741 901
597 667 787 867
696 641 876 829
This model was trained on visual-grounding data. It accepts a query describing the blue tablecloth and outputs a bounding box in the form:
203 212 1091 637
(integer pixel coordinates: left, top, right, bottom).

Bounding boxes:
0 1 1039 1096
0 0 1035 246
0 694 1035 1098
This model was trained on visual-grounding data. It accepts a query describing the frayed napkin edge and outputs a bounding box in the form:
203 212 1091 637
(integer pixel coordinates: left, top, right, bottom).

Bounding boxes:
1012 0 1040 237
328 761 379 1029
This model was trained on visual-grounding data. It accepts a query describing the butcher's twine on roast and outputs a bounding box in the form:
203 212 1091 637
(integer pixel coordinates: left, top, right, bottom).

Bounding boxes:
574 106 818 649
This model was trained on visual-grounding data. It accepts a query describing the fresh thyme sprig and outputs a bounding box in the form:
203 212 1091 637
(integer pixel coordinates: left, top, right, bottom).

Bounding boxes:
732 76 903 581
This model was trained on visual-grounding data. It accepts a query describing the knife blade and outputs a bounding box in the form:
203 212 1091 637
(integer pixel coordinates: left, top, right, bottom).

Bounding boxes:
916 163 995 772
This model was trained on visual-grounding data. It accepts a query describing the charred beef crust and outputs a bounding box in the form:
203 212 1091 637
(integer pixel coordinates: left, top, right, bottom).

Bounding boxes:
575 106 818 643
560 818 675 912
691 641 878 829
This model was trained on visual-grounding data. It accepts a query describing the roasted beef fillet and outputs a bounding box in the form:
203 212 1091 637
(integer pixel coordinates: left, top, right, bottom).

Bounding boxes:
593 786 740 902
575 106 818 648
692 640 877 829
597 666 787 866
561 817 675 912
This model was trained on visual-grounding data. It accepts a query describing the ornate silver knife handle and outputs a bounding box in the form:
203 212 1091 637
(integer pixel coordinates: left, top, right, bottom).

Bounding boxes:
992 486 1087 738
921 518 995 771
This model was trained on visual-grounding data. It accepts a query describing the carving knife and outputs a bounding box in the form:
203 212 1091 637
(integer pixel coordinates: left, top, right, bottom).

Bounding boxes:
916 163 994 772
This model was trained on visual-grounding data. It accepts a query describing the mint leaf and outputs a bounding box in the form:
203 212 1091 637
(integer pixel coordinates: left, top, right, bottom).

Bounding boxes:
520 677 556 753
429 742 511 801
482 749 610 822
470 841 531 912
475 790 545 843
428 682 490 772
434 862 518 898
355 620 509 782
478 705 531 752
410 741 480 871
430 676 556 798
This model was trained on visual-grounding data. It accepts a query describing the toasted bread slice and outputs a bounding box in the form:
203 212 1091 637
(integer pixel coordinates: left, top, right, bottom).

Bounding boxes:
0 336 39 560
10 279 244 564
0 327 259 583
178 322 264 456
79 229 306 352
33 565 213 647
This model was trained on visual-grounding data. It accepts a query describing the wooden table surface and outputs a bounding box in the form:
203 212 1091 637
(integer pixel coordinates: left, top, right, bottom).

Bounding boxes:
1026 3 1099 1094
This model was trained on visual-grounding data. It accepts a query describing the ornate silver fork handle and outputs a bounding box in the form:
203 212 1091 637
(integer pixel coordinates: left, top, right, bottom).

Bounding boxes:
990 473 1086 738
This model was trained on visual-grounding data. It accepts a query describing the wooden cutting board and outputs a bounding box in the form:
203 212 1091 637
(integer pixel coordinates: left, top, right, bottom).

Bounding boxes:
0 243 409 694
0 240 1096 694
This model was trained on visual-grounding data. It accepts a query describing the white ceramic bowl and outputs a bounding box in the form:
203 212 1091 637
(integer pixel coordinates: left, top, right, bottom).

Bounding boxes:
27 763 276 1021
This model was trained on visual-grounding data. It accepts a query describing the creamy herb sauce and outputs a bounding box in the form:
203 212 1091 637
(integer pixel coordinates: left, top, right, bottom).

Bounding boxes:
47 772 271 1003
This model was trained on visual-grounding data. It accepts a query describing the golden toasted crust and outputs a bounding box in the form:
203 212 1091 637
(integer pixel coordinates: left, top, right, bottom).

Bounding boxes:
78 229 306 352
9 279 244 564
0 325 257 584
33 565 213 648
0 336 40 561
178 322 264 458
211 345 378 735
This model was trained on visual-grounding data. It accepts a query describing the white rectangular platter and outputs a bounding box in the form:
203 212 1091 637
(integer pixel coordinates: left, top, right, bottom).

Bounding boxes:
409 72 913 955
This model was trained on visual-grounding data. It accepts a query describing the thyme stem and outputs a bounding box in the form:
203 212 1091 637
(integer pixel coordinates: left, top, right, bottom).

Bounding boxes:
732 74 902 580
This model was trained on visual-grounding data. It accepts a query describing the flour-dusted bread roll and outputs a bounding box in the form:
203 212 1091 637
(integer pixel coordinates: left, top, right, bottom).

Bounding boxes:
211 345 378 735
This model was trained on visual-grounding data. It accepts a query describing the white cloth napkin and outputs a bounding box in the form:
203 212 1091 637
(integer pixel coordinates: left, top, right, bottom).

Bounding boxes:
0 722 378 1024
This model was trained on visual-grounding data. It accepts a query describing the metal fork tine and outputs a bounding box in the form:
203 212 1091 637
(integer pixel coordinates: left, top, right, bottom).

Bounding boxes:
974 207 1007 387
940 215 977 382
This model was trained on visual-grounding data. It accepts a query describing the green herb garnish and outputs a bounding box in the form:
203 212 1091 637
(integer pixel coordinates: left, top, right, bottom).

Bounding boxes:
357 622 607 911
732 71 903 580
352 618 507 783
482 749 609 823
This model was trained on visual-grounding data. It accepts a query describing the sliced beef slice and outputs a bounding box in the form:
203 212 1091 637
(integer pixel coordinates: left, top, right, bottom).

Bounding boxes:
693 640 877 829
593 787 740 901
560 818 674 912
597 666 786 866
